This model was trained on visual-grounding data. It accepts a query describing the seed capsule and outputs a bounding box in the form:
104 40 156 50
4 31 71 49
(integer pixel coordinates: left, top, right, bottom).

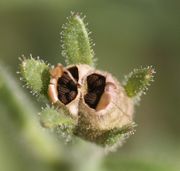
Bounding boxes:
58 94 68 104
48 64 134 145
48 64 93 117
77 69 134 142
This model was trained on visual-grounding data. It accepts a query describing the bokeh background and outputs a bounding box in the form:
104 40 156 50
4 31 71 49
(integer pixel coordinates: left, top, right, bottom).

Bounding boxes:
0 0 180 171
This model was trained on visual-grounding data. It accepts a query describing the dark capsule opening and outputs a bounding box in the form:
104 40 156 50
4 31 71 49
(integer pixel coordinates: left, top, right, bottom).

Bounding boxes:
57 66 79 105
84 73 106 109
68 66 79 82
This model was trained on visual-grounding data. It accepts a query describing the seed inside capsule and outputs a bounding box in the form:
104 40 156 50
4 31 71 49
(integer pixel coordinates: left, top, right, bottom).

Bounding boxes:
84 73 106 109
57 85 70 95
87 74 99 86
69 91 77 99
57 67 78 104
68 66 79 82
84 92 98 108
94 79 105 88
58 72 70 84
58 94 68 104
67 80 77 91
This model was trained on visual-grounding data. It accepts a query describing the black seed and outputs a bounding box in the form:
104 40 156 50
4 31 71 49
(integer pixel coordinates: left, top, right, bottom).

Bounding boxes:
85 73 106 109
67 80 77 90
57 85 70 95
57 69 78 104
68 66 79 81
69 91 77 99
91 88 104 95
65 91 76 102
87 74 106 92
84 92 98 108
94 79 105 88
89 81 102 92
87 74 99 86
65 93 70 102
58 73 71 85
58 94 68 104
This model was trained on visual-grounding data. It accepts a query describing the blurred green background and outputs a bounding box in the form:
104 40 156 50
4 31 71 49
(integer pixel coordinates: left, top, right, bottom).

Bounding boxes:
0 0 180 171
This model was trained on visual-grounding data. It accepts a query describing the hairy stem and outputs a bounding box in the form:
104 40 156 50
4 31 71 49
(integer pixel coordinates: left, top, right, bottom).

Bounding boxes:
0 63 62 163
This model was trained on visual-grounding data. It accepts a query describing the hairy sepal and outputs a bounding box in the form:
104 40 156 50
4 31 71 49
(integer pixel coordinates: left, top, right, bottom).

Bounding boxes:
123 66 155 101
61 12 95 66
19 55 50 97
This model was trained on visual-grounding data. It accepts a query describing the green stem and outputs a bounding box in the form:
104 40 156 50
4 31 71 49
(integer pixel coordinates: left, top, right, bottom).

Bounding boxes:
0 63 61 164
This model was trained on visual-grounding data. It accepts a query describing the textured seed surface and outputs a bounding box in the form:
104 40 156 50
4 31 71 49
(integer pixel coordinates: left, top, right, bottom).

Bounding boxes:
87 74 99 86
58 85 70 95
58 73 70 84
57 68 78 104
67 80 77 90
68 66 79 81
85 74 106 109
58 94 68 104
69 91 77 99
84 93 98 108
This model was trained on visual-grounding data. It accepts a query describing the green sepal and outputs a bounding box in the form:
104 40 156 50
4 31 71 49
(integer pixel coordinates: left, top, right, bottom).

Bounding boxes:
61 12 95 66
123 66 155 99
39 105 75 129
96 123 136 147
19 55 50 97
74 119 136 147
39 105 76 143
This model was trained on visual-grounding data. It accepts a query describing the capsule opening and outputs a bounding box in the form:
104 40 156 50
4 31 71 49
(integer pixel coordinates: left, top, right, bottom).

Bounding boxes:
84 73 106 109
68 66 79 82
57 66 79 104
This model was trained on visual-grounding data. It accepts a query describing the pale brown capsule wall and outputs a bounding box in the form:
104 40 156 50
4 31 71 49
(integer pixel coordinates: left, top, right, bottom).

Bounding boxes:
79 70 134 128
76 69 134 141
65 64 93 117
48 64 94 117
48 64 134 142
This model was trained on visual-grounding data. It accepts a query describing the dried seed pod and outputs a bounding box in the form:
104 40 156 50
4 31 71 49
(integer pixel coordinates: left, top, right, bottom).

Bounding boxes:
49 64 134 145
76 69 134 143
48 64 93 117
